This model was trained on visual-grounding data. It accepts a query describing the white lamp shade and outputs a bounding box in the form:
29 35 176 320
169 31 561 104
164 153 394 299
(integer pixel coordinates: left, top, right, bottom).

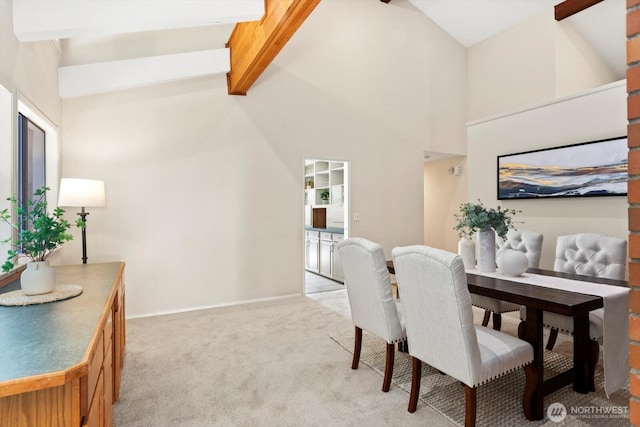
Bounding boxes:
58 178 106 207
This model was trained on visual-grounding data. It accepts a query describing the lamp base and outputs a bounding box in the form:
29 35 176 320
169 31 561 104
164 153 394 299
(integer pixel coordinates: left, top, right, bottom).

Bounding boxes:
77 210 89 264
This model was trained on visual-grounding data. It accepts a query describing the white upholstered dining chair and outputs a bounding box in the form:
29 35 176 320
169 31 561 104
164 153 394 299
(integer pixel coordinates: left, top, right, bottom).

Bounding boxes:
520 233 627 390
337 238 407 392
471 229 543 330
392 245 537 426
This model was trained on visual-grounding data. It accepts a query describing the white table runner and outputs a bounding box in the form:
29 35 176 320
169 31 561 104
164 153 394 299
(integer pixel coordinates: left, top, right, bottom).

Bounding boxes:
468 269 629 398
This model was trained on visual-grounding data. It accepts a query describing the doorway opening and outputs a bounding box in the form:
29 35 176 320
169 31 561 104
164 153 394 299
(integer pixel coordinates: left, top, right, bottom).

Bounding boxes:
303 158 349 294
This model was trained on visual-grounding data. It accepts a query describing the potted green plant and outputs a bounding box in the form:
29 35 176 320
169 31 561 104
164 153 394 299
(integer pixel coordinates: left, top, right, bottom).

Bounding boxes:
453 199 520 272
320 190 330 204
454 199 519 239
0 186 84 295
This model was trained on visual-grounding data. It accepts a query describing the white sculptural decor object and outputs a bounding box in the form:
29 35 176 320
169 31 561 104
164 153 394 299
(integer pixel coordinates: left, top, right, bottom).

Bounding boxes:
457 237 476 270
454 200 520 274
477 229 496 273
496 249 529 277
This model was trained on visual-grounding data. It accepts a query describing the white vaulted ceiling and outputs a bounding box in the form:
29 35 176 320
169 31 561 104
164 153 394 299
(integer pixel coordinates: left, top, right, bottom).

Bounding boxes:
11 0 626 98
13 0 265 98
12 0 264 41
408 0 625 78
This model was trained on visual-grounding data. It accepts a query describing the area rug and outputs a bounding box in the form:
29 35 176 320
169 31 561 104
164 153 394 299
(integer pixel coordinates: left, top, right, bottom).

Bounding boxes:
330 329 629 426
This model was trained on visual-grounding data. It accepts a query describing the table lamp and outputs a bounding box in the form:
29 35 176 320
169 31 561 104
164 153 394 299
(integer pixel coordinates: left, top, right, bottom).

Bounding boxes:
58 178 106 264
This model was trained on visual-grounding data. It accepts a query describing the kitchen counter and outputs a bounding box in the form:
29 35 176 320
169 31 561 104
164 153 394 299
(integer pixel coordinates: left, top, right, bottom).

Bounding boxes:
305 226 344 234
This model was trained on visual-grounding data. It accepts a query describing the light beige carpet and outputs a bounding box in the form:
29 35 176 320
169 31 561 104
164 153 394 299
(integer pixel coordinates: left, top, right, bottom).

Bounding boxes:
113 293 453 426
112 288 628 426
321 289 629 426
330 329 629 426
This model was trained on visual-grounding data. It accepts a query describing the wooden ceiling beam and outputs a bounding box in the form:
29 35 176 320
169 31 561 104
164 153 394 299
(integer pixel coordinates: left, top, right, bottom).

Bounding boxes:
226 0 320 95
554 0 603 21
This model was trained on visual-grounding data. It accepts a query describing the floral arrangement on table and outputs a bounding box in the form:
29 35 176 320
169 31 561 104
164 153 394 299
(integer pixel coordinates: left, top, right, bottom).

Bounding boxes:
0 186 84 272
454 199 520 239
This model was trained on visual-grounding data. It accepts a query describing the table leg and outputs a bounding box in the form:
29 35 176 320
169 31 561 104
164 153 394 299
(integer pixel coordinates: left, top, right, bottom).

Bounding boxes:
523 307 544 421
573 312 590 394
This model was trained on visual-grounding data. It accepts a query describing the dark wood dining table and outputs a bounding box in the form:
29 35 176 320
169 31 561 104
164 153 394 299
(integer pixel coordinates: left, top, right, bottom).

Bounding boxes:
386 261 625 421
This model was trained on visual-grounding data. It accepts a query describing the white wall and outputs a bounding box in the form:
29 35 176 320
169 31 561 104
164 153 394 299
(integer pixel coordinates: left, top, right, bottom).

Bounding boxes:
467 10 618 122
0 0 62 265
0 1 61 126
59 0 468 317
466 81 627 271
423 156 467 253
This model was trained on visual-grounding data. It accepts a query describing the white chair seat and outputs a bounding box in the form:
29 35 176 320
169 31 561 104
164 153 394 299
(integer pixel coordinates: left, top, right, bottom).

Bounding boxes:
519 306 603 343
475 325 534 386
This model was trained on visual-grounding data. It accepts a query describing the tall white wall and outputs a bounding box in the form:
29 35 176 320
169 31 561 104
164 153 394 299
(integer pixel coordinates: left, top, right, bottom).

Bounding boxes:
59 0 468 317
0 1 61 125
466 81 627 271
467 10 617 122
423 156 467 253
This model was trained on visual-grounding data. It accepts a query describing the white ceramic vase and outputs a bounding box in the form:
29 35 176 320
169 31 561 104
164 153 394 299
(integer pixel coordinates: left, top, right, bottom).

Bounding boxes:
457 237 476 270
497 249 529 277
21 261 56 295
477 229 496 273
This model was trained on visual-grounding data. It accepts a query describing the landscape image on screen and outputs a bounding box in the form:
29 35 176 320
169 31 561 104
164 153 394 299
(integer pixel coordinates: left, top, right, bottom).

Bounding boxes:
498 137 628 199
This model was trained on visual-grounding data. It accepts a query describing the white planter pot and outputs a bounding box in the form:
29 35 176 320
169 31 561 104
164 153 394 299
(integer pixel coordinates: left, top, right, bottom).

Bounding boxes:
457 237 476 270
21 261 56 295
477 229 496 273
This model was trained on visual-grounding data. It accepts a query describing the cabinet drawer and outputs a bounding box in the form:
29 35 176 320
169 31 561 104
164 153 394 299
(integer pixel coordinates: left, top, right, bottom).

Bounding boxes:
87 331 104 409
320 232 332 241
83 369 104 427
332 233 344 243
103 311 113 355
104 341 114 426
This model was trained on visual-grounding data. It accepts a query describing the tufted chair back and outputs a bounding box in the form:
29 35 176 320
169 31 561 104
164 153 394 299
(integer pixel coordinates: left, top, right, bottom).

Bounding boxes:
338 238 405 344
554 233 627 280
392 245 482 386
496 229 544 269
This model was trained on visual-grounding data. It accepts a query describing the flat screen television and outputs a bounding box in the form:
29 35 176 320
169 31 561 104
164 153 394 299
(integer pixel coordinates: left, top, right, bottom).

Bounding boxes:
497 136 628 200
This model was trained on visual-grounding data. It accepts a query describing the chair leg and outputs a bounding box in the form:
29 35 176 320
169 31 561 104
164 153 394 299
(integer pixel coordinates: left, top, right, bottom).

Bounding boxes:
465 385 477 427
522 364 538 421
352 326 362 370
408 357 422 413
481 310 491 327
546 328 559 351
492 312 502 331
382 343 395 392
588 340 599 392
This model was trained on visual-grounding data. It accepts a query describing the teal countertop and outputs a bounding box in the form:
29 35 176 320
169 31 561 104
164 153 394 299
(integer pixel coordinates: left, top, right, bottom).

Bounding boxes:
0 262 124 384
305 226 344 234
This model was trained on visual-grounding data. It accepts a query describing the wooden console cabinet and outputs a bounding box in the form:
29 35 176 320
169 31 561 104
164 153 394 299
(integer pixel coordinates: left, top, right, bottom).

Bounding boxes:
0 262 126 427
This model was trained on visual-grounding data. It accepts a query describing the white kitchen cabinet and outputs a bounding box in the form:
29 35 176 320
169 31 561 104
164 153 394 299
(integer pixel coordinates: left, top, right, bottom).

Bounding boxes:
327 205 344 228
305 230 344 283
332 233 344 282
319 232 332 277
305 231 319 273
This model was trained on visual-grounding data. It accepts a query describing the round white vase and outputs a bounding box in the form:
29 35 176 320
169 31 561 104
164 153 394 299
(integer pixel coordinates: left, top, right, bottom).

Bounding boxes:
497 249 529 277
21 261 56 295
457 237 476 270
477 229 496 273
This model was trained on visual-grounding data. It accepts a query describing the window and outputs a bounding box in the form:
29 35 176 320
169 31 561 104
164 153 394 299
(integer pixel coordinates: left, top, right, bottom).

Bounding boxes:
18 112 46 207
